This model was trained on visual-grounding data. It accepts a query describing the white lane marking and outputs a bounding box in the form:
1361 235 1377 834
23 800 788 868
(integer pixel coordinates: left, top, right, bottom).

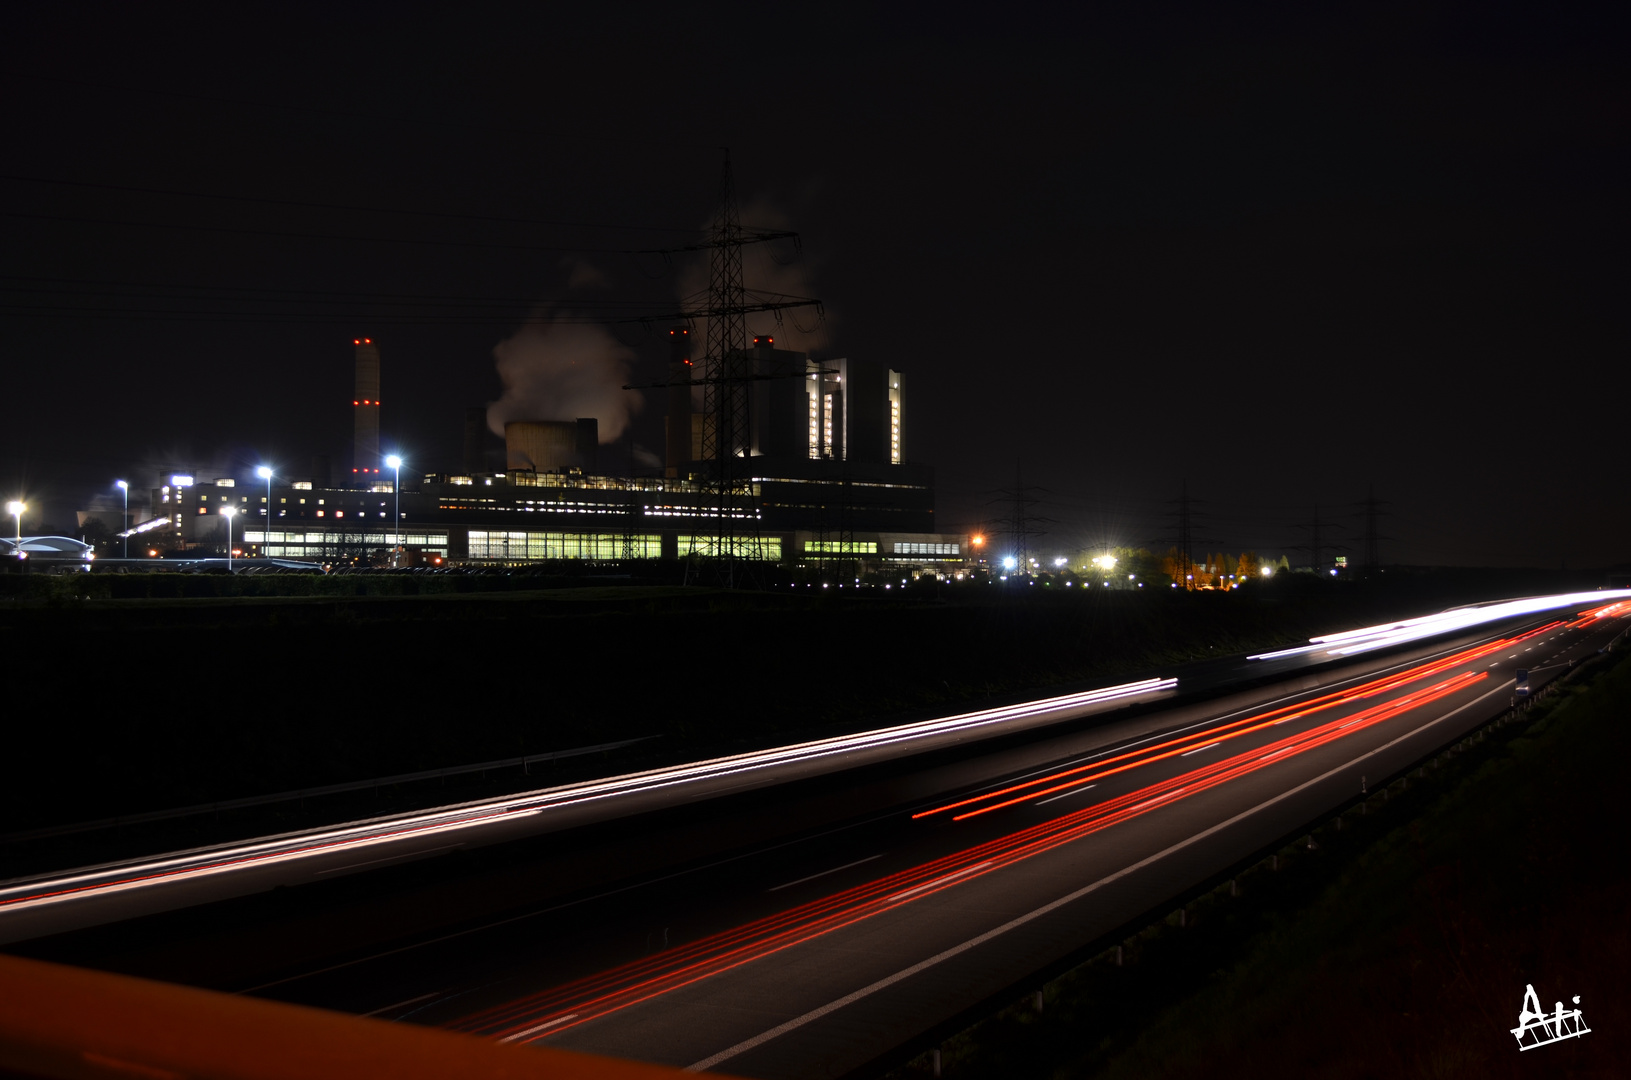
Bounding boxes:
686 678 1513 1074
1339 718 1367 729
885 862 992 902
1036 784 1096 807
1257 747 1291 762
237 810 894 994
769 854 885 893
499 1014 578 1043
1180 742 1221 757
361 991 439 1017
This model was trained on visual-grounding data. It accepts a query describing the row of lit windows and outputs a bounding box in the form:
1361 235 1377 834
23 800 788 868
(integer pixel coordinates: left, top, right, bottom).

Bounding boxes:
467 531 663 560
255 542 450 558
895 541 959 555
755 477 926 491
890 401 902 465
243 531 447 546
678 535 783 560
805 540 879 554
437 474 707 494
441 498 732 515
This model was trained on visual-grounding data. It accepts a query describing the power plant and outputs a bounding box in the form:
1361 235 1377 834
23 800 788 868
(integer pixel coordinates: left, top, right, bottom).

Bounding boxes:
135 331 961 571
114 162 965 573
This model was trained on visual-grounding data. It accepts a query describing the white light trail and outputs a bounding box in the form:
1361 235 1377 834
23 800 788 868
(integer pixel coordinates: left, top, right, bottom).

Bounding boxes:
1248 590 1631 662
0 677 1176 919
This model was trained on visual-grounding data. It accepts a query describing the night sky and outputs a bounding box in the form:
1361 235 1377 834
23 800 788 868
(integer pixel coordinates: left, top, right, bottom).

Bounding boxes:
4 4 1626 568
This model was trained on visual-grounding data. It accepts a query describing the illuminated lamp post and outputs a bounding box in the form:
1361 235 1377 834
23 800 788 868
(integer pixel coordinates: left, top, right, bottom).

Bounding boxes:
220 505 236 571
115 480 129 558
7 501 23 549
385 454 402 567
256 465 273 558
1092 553 1117 587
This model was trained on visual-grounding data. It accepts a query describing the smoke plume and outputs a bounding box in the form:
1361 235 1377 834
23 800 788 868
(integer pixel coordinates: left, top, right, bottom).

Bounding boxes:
676 197 831 356
486 312 641 442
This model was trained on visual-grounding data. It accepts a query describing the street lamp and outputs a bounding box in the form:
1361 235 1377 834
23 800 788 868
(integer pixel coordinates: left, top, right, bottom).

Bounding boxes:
385 454 402 567
256 465 273 557
6 501 23 548
220 505 236 571
115 480 129 558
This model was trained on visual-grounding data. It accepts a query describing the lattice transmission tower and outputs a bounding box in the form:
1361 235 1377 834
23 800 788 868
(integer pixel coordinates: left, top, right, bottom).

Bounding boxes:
627 151 823 585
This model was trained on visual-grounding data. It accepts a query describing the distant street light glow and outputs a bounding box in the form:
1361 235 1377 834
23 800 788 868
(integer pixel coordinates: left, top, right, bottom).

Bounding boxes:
115 480 128 558
220 505 236 571
256 466 273 553
385 454 403 565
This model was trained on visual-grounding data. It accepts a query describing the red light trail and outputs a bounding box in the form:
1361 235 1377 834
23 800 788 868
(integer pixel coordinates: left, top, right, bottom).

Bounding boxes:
916 623 1556 822
453 633 1521 1045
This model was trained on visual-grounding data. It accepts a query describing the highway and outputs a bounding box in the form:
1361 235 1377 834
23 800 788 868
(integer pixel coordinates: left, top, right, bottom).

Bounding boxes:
0 677 1181 946
8 591 1629 1078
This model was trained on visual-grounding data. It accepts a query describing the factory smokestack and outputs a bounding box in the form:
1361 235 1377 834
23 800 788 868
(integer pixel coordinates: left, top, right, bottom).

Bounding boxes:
352 338 381 481
665 326 692 478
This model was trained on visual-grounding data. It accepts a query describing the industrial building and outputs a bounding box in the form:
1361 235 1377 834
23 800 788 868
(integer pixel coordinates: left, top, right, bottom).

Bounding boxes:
136 336 965 570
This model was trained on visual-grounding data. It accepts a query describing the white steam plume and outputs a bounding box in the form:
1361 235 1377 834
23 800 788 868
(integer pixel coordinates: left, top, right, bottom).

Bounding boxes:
676 197 830 356
486 313 641 442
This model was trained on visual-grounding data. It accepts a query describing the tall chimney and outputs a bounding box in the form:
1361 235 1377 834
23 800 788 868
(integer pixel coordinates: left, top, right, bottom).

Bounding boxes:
352 338 381 482
665 326 692 478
